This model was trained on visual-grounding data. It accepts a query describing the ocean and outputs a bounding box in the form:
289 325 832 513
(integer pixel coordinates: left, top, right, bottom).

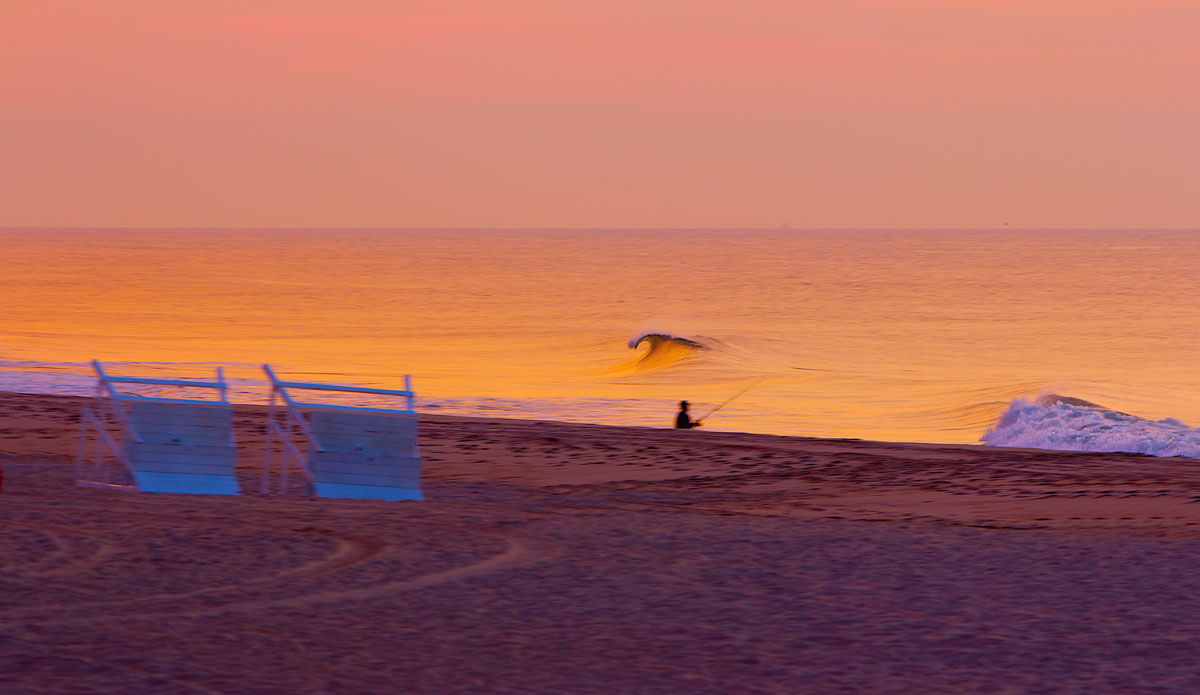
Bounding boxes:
3 228 1199 454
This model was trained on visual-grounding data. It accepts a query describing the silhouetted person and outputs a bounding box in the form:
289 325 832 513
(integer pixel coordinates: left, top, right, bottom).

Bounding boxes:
675 400 700 429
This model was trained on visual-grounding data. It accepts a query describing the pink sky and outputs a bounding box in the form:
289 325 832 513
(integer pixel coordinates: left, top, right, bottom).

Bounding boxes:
3 1 1197 228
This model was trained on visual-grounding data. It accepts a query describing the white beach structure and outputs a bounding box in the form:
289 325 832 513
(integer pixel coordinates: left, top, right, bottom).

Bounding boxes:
77 360 240 494
262 365 423 501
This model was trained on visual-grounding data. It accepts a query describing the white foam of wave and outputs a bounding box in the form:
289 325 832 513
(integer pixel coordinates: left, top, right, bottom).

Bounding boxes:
981 398 1200 459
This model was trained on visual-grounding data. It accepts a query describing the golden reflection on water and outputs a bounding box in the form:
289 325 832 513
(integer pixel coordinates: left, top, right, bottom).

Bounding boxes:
2 228 1199 443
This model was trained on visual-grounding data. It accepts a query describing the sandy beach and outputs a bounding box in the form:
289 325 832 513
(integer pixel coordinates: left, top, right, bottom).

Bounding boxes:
5 391 1200 694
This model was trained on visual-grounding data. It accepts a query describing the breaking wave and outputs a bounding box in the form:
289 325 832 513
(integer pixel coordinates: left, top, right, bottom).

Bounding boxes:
609 333 709 374
625 332 707 352
981 395 1200 459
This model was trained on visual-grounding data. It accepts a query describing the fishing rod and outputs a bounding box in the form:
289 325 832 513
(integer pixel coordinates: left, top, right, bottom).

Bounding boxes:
695 380 763 423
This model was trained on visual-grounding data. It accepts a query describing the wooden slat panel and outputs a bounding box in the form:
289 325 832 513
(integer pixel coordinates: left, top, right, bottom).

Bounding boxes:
138 433 231 447
310 457 421 478
310 426 415 444
307 420 418 437
313 433 416 454
312 482 421 501
135 456 235 474
130 442 235 457
128 401 231 418
128 410 233 428
136 421 229 434
310 450 419 466
133 472 240 495
129 443 236 471
310 411 416 431
311 470 421 488
134 461 239 475
135 424 232 446
134 460 235 475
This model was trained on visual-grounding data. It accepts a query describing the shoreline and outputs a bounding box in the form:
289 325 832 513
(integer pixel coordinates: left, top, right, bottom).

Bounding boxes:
4 389 1200 533
0 386 1103 449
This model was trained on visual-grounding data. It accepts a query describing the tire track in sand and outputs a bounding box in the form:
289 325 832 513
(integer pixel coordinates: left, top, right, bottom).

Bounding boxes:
0 522 118 578
2 529 556 627
0 526 385 621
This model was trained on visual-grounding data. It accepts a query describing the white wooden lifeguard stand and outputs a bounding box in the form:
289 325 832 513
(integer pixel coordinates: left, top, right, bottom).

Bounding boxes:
76 360 240 495
262 365 423 501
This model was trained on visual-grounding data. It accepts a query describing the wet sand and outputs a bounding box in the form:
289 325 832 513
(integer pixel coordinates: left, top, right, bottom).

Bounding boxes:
4 391 1200 694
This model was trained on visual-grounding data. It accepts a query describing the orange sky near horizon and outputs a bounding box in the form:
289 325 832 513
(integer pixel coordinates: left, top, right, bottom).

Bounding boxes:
2 1 1197 228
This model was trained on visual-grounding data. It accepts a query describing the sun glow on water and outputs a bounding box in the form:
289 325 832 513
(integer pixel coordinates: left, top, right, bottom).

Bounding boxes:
3 228 1200 447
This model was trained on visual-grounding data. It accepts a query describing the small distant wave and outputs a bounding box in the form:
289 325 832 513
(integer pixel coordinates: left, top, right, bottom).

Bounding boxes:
981 395 1200 459
609 333 708 375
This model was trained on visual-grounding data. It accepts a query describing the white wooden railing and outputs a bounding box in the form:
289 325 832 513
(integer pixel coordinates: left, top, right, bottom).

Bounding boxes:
261 364 416 495
76 360 231 490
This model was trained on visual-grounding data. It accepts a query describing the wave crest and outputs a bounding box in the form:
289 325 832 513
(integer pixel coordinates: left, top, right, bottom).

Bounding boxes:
608 333 708 375
626 333 706 351
981 396 1200 459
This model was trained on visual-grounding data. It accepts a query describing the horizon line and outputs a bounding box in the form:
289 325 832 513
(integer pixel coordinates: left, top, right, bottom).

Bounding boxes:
3 226 1199 232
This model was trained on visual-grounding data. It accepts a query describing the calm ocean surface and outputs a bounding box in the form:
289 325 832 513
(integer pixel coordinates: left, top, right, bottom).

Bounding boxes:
3 228 1199 448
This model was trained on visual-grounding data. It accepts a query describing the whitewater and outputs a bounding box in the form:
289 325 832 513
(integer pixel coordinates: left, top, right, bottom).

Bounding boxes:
984 397 1200 459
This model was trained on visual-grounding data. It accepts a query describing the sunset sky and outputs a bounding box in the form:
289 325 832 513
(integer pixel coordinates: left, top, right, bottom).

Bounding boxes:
3 1 1197 228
